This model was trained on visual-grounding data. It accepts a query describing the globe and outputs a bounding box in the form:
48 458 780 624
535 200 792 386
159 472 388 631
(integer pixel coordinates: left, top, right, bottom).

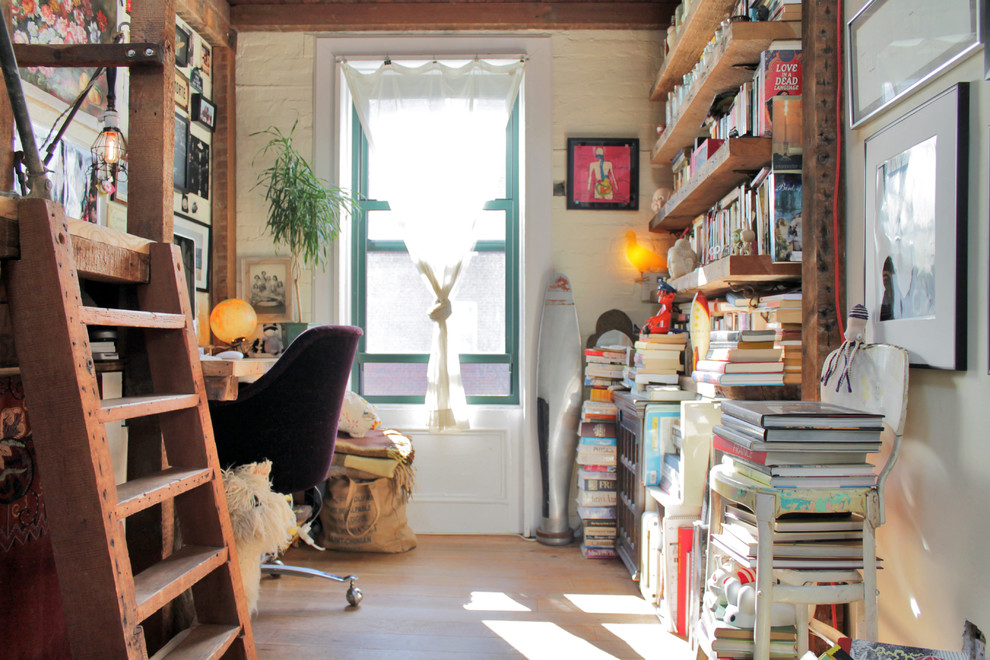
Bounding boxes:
209 298 258 344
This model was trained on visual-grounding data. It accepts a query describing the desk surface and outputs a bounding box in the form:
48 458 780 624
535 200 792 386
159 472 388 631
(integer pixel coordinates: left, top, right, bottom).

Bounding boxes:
201 357 278 400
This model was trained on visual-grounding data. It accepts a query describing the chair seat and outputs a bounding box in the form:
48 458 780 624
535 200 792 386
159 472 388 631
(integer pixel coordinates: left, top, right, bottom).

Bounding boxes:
710 464 874 518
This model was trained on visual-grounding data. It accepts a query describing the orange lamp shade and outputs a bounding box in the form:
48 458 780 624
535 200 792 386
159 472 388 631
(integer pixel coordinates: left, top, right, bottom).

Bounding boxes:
209 299 258 344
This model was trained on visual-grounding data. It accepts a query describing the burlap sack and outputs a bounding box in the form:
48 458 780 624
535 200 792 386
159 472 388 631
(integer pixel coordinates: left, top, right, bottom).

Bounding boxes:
319 473 417 553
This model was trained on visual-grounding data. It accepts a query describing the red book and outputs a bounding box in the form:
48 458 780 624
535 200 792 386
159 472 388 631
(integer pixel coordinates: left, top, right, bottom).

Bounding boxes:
759 41 802 136
676 526 693 636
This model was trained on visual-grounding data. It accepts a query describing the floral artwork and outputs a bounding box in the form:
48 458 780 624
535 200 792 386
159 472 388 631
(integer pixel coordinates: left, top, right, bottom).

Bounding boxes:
11 0 117 118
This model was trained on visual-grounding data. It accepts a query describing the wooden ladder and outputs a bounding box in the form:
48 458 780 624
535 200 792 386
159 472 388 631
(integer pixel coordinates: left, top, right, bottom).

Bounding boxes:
3 198 255 659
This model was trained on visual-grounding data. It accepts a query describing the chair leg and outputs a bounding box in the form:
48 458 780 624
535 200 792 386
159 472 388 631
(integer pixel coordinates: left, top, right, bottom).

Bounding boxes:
261 559 363 607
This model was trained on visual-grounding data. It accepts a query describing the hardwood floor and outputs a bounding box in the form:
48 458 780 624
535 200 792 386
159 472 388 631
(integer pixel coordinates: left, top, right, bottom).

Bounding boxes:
251 535 695 659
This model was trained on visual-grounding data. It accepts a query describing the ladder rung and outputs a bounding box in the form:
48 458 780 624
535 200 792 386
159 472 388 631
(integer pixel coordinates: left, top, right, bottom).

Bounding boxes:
79 306 187 329
115 467 215 520
134 545 226 622
150 624 241 660
98 394 200 423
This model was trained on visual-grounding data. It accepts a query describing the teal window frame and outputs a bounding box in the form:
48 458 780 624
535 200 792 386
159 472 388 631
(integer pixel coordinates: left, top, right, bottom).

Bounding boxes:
350 100 520 405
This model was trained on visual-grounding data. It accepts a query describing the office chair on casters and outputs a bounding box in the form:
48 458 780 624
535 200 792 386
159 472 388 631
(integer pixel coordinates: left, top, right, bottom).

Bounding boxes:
209 324 365 607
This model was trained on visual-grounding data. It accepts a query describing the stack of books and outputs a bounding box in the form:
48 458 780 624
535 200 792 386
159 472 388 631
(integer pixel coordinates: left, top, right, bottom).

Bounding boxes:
711 400 884 570
623 332 687 395
575 420 618 559
697 603 799 659
755 292 803 385
692 329 784 387
583 345 630 404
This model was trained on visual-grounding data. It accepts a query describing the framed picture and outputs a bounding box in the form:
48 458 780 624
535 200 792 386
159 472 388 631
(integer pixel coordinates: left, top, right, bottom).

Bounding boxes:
174 114 190 193
847 0 980 127
241 257 293 323
201 42 213 76
566 137 639 210
173 214 211 292
175 25 191 68
189 67 204 93
190 94 216 131
864 83 968 370
188 135 211 200
175 71 190 110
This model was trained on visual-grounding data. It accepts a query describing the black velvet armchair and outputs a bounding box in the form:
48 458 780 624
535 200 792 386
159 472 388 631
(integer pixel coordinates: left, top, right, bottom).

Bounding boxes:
209 324 364 606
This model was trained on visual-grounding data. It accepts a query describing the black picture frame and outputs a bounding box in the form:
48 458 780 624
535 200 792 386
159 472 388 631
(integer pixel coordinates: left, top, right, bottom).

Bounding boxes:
189 67 204 93
190 94 216 132
187 135 210 201
175 25 191 68
566 137 639 210
174 114 189 193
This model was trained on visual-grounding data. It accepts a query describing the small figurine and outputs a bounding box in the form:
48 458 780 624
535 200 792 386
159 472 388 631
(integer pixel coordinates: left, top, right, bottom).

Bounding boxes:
262 324 283 356
667 238 698 279
651 187 673 213
730 228 743 255
740 227 756 255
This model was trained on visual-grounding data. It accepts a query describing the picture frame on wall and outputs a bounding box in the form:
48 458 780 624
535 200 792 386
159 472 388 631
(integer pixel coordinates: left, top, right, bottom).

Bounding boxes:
174 113 190 193
566 137 639 210
201 42 212 76
190 94 216 131
175 71 190 111
241 257 293 323
175 25 191 68
173 214 211 292
188 135 211 200
847 0 980 127
863 83 968 370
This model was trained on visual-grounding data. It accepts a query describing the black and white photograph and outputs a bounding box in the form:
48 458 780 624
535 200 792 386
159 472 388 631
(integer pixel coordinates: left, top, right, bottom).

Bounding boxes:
241 257 292 323
188 135 210 200
174 114 190 192
173 214 211 291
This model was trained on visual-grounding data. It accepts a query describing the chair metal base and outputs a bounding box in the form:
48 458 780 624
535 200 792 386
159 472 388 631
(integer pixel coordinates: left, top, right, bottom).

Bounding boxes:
262 558 363 607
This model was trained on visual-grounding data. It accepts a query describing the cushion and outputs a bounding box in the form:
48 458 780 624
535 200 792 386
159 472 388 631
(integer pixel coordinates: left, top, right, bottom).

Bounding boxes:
338 390 382 438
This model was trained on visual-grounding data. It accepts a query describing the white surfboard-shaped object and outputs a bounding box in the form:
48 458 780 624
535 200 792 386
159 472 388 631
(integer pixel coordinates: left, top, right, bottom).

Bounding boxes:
535 273 583 545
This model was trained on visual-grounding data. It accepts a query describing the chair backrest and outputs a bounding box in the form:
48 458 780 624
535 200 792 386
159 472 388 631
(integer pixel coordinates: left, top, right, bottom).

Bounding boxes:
209 325 362 494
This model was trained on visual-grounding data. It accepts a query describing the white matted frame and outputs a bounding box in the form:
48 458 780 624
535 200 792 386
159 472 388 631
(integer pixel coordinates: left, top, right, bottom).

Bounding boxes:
241 257 293 323
847 0 980 127
863 83 968 370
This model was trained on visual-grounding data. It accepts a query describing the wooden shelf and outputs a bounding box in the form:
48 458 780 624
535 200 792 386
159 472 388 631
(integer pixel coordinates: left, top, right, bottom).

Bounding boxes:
650 20 802 165
667 255 800 301
650 0 737 101
650 137 771 232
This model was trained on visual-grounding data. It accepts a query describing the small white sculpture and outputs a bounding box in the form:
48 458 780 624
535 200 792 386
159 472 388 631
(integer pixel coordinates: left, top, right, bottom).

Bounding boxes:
651 187 673 213
740 227 757 255
667 238 698 279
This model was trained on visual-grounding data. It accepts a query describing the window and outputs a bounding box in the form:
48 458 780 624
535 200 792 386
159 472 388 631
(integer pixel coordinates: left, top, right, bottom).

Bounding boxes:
349 87 520 405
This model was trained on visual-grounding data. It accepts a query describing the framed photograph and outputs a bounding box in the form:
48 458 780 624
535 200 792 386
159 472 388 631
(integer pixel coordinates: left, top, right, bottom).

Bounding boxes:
173 214 211 292
174 114 190 193
190 94 216 131
188 135 211 200
175 25 191 68
201 42 212 77
189 67 204 93
847 0 980 127
566 137 639 210
864 83 968 370
174 71 190 110
241 257 293 323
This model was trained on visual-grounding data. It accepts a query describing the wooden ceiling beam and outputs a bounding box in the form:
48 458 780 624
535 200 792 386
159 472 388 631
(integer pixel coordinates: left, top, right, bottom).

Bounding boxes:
12 44 165 68
231 2 668 31
178 0 236 48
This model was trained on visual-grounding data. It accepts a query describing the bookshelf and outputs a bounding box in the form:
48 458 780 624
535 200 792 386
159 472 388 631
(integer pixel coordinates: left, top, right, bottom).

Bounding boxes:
665 255 800 302
614 390 649 579
650 137 771 231
650 0 737 100
651 20 802 165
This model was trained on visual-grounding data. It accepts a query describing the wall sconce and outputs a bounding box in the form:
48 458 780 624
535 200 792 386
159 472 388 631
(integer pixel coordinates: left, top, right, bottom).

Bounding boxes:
625 230 674 302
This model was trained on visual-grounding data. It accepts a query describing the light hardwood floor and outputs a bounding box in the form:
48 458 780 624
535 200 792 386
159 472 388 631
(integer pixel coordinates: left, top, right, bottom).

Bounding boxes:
252 535 695 659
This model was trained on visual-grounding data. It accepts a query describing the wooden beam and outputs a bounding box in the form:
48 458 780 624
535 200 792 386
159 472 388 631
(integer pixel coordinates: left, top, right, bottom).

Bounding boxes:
12 43 164 68
232 2 668 31
212 35 237 305
178 0 236 49
800 0 844 400
128 1 177 243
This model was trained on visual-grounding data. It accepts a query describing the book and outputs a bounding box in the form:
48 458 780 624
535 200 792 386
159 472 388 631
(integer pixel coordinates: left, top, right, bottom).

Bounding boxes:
578 435 617 447
579 421 617 438
725 503 865 533
582 519 617 535
575 443 616 455
577 475 617 492
576 489 616 507
725 458 877 478
768 170 802 262
577 467 616 480
587 388 613 403
759 41 802 137
720 413 883 443
713 530 866 559
771 95 803 171
721 518 863 544
580 544 618 559
709 329 776 342
576 505 616 519
576 452 617 466
692 371 784 386
637 387 697 402
634 340 685 352
582 535 616 549
711 534 875 570
720 400 884 429
584 364 624 379
714 424 880 453
694 359 784 374
725 458 877 489
713 434 871 466
637 332 688 344
704 347 783 362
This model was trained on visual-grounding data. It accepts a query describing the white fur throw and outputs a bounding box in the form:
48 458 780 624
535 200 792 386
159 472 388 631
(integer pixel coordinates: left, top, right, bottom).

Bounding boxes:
338 390 382 438
223 460 295 615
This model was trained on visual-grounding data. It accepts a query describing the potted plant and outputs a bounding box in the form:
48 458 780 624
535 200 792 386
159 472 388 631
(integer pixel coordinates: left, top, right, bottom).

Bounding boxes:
252 120 356 336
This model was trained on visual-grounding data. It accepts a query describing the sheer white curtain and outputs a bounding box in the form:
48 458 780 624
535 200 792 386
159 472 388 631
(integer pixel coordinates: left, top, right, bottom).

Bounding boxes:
341 59 524 431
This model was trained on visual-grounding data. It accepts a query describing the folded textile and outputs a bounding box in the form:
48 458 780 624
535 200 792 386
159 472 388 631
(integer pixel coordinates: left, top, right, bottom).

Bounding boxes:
335 428 415 465
331 453 399 479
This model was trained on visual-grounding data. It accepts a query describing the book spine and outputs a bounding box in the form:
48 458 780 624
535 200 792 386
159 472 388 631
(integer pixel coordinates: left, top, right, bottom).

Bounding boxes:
713 434 768 465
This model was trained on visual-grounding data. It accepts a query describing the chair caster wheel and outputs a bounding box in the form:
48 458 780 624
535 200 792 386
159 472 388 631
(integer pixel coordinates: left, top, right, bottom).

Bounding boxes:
346 583 363 607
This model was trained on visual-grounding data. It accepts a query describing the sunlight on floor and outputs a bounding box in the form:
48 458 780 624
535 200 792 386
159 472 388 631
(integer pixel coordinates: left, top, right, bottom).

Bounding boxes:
463 591 532 612
483 620 619 659
604 622 694 660
565 593 657 615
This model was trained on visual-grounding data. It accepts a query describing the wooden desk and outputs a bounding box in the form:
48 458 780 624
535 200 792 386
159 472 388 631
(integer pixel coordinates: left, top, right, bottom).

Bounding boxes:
201 356 277 400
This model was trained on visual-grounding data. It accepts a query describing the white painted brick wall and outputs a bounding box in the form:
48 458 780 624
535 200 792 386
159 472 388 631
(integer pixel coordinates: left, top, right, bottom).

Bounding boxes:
237 30 672 333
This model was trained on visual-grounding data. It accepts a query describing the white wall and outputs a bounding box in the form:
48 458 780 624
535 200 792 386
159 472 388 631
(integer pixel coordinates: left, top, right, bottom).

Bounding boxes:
843 2 990 646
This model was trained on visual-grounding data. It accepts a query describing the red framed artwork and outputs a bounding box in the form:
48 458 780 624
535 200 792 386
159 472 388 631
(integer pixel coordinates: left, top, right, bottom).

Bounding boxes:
566 137 639 210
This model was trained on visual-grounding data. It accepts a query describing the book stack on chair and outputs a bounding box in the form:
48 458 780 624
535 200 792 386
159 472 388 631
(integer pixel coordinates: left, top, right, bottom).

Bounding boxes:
575 420 618 559
710 400 884 570
692 329 784 387
623 331 688 397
